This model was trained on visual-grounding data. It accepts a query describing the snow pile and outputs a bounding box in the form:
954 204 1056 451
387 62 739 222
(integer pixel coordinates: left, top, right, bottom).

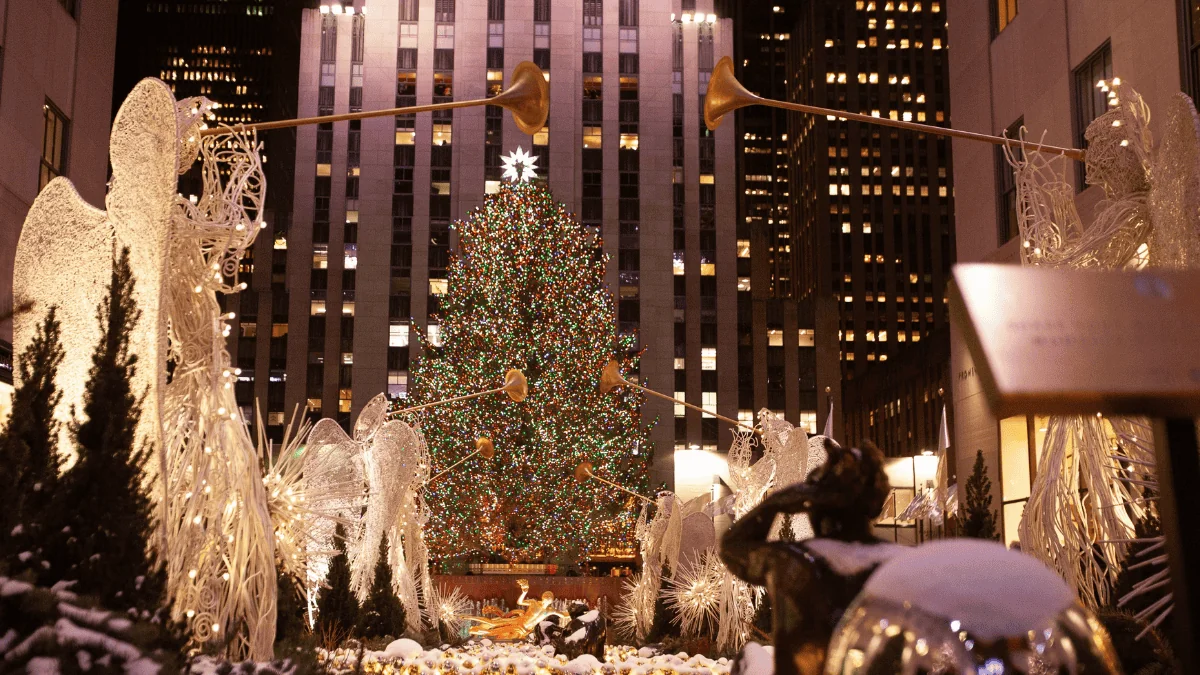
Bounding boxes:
0 576 178 673
186 655 300 675
863 539 1075 641
319 641 735 675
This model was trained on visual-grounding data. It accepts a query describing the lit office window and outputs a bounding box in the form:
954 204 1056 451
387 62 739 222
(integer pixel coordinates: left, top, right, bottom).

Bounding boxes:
40 101 69 190
389 323 409 348
992 0 1017 36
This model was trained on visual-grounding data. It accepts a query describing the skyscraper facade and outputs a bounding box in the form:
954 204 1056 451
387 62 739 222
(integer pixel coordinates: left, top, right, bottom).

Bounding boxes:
110 0 306 449
249 0 737 490
0 0 119 413
787 0 954 456
720 1 820 438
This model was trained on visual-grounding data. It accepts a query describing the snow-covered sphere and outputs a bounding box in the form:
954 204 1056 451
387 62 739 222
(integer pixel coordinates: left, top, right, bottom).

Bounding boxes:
824 540 1123 674
384 638 425 659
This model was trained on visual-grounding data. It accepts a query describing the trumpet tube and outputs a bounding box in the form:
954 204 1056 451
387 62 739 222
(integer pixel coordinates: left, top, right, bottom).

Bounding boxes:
704 56 1085 161
201 61 548 137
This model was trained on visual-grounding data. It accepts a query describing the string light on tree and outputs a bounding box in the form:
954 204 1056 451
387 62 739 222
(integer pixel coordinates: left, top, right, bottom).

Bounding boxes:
398 179 652 564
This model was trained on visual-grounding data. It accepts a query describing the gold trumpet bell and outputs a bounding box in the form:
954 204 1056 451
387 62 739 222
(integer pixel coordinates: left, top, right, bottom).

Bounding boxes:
704 56 763 131
503 368 529 402
476 436 496 459
494 61 550 135
574 461 595 482
599 360 626 394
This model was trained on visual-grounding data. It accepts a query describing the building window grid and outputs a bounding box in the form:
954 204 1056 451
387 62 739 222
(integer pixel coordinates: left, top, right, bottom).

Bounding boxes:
1072 41 1113 189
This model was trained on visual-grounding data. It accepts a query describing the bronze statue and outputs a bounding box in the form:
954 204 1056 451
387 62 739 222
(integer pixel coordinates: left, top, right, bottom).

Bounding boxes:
464 579 564 641
721 440 901 675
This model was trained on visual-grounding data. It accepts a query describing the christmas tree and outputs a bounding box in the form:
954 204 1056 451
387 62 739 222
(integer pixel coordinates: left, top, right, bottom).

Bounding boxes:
357 539 406 639
0 306 64 564
316 523 359 637
963 450 999 540
405 178 652 563
44 247 162 608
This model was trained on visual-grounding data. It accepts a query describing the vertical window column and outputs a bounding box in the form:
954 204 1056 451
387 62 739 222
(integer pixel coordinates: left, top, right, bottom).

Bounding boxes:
485 2 505 182
429 3 455 334
671 23 685 447
697 22 718 444
532 0 551 171
617 10 640 355
390 12 418 400
582 3 603 258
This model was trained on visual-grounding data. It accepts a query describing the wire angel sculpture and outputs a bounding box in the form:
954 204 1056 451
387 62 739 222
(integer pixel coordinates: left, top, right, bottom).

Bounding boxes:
1006 82 1200 626
13 78 285 659
304 393 433 635
757 408 830 539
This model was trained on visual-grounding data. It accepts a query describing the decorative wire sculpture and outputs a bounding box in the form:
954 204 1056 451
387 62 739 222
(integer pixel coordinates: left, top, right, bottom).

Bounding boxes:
431 584 472 636
13 78 281 659
303 393 433 635
158 98 278 659
1006 82 1200 631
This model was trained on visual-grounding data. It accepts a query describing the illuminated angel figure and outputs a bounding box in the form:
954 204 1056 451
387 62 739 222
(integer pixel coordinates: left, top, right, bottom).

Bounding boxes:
464 579 564 641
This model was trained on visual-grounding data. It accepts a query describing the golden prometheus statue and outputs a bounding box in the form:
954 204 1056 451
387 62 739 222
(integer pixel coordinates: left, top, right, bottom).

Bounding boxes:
464 578 563 640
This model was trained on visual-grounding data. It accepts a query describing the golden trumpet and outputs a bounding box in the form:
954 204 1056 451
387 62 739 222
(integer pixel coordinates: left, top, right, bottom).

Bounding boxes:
476 436 496 460
428 436 498 484
704 55 1085 161
391 368 528 417
573 461 652 504
202 60 549 137
599 359 758 434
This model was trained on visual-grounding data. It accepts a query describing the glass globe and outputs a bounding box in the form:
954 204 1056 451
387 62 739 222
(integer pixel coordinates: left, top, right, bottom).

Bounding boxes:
824 540 1123 675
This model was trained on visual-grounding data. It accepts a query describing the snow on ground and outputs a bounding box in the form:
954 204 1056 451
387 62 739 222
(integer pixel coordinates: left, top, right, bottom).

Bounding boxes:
320 642 734 675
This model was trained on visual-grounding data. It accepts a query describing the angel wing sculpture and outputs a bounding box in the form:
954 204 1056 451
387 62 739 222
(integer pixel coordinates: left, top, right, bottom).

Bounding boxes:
305 393 433 634
1008 83 1200 627
13 78 281 659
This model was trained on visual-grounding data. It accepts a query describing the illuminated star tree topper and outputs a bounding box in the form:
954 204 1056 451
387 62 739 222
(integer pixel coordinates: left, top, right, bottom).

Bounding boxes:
500 146 538 183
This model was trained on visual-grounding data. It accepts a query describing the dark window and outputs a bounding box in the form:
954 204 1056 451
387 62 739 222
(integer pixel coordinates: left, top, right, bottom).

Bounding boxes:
584 0 602 25
1073 41 1113 188
351 15 365 61
619 0 637 26
1184 0 1200 101
398 48 418 70
488 0 504 21
534 0 550 21
40 100 69 190
534 49 550 70
321 15 337 61
991 0 1017 37
435 0 454 22
398 0 418 20
996 117 1023 245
